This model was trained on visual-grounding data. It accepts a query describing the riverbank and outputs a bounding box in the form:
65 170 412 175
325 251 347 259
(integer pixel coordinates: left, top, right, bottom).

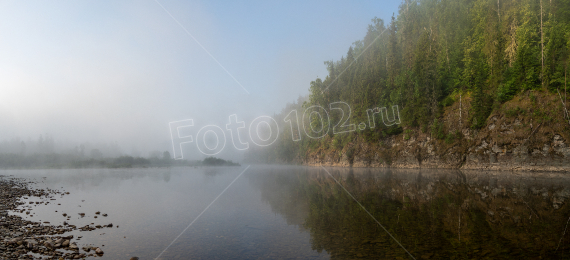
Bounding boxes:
303 92 570 172
0 176 106 259
304 132 570 172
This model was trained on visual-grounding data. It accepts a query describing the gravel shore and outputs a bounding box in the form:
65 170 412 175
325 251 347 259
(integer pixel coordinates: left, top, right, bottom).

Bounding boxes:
0 175 106 259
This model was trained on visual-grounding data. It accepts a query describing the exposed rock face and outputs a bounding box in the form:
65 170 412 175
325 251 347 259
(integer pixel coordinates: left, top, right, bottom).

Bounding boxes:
305 130 570 172
461 133 570 171
301 92 570 172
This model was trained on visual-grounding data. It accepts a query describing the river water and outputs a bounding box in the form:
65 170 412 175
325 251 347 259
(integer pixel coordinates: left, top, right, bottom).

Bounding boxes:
4 165 570 259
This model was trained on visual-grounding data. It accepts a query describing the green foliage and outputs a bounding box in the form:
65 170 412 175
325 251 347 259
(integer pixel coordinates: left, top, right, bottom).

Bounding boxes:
332 135 343 150
497 82 517 102
470 85 493 129
444 132 455 144
440 96 454 107
309 139 320 150
497 68 519 102
249 0 570 162
544 23 569 92
505 106 524 118
403 129 414 140
431 118 445 140
386 126 403 136
362 129 381 143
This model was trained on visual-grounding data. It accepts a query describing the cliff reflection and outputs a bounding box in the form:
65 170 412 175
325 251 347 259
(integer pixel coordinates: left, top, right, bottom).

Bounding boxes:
249 166 570 259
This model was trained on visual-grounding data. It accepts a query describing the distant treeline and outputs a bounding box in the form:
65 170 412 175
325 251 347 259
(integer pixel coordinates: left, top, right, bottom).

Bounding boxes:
0 151 173 169
0 152 240 169
201 157 241 166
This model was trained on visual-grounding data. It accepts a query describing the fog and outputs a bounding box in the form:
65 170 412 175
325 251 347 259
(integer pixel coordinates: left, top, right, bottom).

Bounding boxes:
0 0 399 161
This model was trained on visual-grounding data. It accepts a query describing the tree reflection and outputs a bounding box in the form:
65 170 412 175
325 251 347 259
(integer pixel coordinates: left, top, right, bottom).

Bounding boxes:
250 167 570 259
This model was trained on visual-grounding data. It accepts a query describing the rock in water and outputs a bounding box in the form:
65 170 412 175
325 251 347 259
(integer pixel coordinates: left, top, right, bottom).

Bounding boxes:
130 257 139 260
95 247 104 254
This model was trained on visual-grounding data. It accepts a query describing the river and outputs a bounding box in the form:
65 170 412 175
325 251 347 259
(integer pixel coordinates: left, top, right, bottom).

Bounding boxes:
4 165 570 259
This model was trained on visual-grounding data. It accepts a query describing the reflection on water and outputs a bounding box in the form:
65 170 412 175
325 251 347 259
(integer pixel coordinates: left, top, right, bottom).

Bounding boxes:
4 166 570 259
251 166 570 259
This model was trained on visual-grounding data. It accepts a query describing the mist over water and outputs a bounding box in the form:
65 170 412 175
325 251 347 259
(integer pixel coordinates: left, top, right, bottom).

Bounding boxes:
4 1 569 259
6 165 570 259
6 166 328 259
0 1 399 161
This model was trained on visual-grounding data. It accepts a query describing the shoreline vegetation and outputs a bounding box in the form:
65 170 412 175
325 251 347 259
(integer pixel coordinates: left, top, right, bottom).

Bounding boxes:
246 0 570 172
0 153 240 169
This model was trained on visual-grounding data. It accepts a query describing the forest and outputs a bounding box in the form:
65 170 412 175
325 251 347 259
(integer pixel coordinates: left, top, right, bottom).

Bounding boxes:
247 0 570 164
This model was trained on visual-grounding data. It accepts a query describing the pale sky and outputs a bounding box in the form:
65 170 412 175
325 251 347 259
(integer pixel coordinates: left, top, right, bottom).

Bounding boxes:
0 0 400 159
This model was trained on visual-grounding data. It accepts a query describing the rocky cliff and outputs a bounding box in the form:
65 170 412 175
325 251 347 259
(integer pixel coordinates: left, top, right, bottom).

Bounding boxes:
303 91 570 172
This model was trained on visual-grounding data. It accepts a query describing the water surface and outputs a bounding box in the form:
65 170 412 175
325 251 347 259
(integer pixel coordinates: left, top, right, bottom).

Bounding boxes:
4 166 570 259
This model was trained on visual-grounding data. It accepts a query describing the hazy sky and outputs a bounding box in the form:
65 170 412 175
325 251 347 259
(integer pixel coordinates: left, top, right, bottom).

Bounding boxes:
0 0 400 159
